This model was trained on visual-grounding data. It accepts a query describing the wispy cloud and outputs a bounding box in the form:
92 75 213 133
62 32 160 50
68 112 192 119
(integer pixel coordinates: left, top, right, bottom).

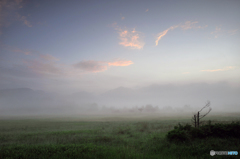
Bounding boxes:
119 33 144 49
211 26 222 38
201 66 235 72
145 9 149 12
180 21 207 30
155 21 207 46
74 59 134 73
182 72 190 74
108 60 133 66
155 26 178 46
228 29 238 35
1 43 32 55
40 54 59 61
17 52 64 76
74 60 108 73
210 27 238 38
24 59 63 76
121 17 125 20
16 13 32 27
112 23 145 49
0 0 31 35
3 42 133 76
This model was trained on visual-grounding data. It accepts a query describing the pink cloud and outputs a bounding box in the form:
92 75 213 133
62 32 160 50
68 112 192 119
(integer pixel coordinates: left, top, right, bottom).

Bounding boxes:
21 58 134 78
108 60 133 66
20 50 133 76
178 21 204 30
155 29 171 46
24 59 63 76
119 29 144 49
74 59 134 73
132 28 136 33
120 30 128 37
145 9 149 12
112 23 145 49
155 21 207 46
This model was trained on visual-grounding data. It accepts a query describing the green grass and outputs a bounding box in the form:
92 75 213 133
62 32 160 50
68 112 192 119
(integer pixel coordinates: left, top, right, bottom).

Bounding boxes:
0 113 240 158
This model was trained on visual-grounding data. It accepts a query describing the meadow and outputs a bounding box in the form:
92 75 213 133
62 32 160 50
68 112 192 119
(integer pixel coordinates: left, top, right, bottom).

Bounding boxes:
0 112 240 159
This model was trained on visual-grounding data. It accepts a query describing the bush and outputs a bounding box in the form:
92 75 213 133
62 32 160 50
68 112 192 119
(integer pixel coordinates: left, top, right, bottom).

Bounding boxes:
166 121 240 143
166 129 188 142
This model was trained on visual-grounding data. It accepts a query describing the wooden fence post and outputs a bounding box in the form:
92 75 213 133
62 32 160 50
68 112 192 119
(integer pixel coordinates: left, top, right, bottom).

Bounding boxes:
197 112 200 128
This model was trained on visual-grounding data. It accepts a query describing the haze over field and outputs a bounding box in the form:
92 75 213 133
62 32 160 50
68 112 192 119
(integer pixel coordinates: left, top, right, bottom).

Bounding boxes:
0 0 240 116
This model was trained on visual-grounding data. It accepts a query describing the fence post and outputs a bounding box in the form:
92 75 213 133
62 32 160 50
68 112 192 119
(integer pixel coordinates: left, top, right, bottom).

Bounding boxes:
197 112 200 128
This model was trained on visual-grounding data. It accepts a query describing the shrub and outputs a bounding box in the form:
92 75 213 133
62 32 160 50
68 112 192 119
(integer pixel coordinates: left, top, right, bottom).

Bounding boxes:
166 121 240 143
166 129 188 142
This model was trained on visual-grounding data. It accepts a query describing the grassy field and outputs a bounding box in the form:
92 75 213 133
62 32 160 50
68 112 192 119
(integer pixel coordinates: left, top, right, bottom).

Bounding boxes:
0 112 240 159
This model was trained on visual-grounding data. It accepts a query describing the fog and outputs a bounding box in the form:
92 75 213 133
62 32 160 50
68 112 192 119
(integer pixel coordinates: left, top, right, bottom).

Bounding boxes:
1 0 240 119
0 82 239 117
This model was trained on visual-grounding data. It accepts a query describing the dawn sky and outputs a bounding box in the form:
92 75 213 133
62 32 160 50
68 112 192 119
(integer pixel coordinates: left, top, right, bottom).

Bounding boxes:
0 0 240 94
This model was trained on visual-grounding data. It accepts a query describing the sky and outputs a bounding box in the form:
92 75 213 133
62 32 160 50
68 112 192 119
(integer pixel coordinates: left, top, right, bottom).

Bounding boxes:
0 0 240 94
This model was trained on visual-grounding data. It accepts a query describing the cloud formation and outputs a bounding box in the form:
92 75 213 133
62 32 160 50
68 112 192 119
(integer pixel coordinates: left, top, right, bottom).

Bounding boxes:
24 59 63 76
155 26 178 46
74 60 108 73
74 59 134 73
108 60 133 66
24 58 133 78
1 43 32 55
201 66 235 72
155 21 207 46
211 26 221 38
1 45 134 77
16 13 32 27
228 29 238 35
210 27 238 38
145 9 149 12
22 54 63 76
40 54 59 61
112 23 145 49
180 21 207 30
0 0 31 35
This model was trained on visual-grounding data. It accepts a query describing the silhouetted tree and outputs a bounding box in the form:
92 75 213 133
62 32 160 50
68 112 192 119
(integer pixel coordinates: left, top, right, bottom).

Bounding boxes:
192 101 211 128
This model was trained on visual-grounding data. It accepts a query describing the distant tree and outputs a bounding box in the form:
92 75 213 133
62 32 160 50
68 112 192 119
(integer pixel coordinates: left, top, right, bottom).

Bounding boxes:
87 103 98 111
145 104 154 112
192 101 212 128
132 105 139 112
129 108 135 113
162 105 173 112
138 106 144 112
154 105 159 111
